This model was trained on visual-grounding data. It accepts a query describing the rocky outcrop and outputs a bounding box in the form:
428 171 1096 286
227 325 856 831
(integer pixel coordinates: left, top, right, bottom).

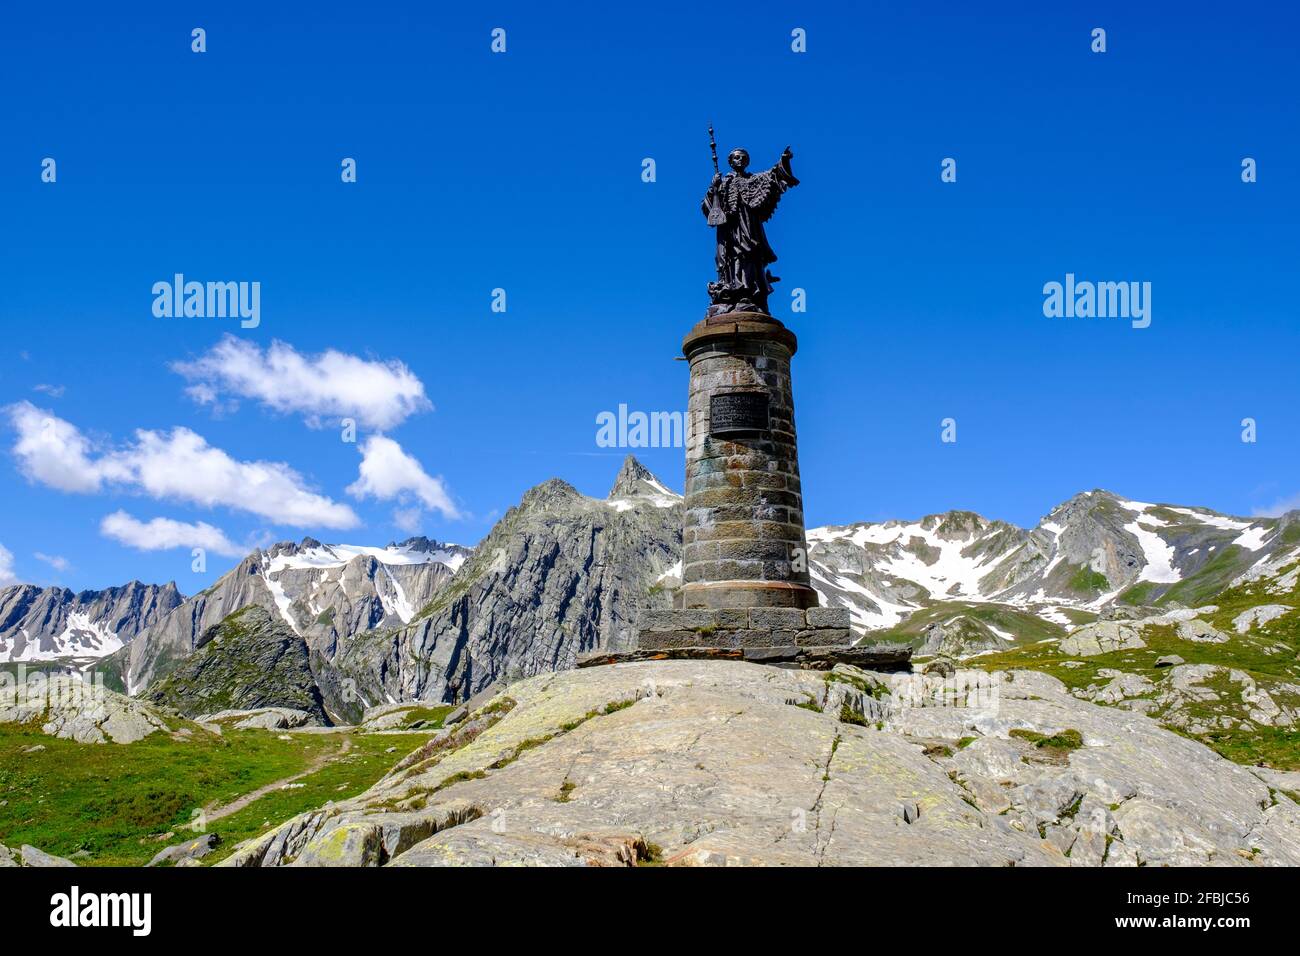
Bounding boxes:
1233 604 1291 634
0 581 182 663
1175 618 1230 644
197 707 316 730
1059 621 1146 657
1072 661 1300 735
332 458 681 706
144 606 331 725
219 660 1300 867
0 675 171 744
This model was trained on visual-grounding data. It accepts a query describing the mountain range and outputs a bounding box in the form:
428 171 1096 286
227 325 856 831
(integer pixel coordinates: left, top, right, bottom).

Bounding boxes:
3 456 1296 711
0 581 182 663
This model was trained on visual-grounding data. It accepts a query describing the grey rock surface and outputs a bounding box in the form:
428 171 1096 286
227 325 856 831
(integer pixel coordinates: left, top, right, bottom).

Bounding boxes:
1233 604 1291 634
1176 619 1230 644
21 844 77 867
219 660 1299 868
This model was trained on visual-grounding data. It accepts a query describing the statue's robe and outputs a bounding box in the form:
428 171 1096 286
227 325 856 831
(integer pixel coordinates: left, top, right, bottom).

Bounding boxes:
702 162 799 313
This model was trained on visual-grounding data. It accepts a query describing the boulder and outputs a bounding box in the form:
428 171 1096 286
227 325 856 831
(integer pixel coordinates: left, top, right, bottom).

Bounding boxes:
146 833 220 867
1176 619 1230 644
21 844 76 867
1058 621 1145 657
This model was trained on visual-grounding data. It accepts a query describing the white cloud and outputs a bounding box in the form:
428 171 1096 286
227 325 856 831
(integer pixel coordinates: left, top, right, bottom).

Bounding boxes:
105 427 358 528
347 435 460 520
32 384 66 398
173 336 431 431
101 511 245 558
5 402 359 529
34 552 71 573
7 401 103 492
1254 493 1300 518
0 543 16 586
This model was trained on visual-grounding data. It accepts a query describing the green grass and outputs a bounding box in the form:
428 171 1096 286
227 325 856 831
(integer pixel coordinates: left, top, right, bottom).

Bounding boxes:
1156 547 1257 608
1069 565 1111 595
1010 728 1083 752
1059 608 1099 626
839 703 870 726
1168 725 1300 770
1117 581 1157 606
0 722 420 866
202 733 423 864
862 600 1067 652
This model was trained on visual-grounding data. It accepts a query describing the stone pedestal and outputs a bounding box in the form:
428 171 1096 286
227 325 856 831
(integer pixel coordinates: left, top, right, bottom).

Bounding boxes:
637 312 852 652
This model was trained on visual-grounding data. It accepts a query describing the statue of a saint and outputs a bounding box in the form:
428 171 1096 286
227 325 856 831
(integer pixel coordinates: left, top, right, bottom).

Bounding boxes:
702 145 799 316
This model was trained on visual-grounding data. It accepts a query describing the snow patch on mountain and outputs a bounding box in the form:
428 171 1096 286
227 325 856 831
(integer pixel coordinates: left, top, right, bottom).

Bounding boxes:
1120 504 1181 584
1232 526 1271 552
266 541 466 574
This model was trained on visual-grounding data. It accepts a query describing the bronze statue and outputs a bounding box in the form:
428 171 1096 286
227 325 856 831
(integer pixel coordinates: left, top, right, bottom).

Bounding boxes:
701 135 799 317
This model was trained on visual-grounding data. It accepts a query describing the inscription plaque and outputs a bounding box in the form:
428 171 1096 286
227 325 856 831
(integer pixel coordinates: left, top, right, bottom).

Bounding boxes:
710 391 769 437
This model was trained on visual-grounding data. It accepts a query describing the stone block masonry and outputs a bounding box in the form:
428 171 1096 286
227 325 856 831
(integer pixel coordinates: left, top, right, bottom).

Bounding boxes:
637 605 853 652
675 314 819 612
633 309 856 657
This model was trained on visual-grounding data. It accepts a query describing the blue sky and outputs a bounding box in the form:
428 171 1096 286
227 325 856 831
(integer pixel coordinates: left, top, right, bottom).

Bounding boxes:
1 1 1297 593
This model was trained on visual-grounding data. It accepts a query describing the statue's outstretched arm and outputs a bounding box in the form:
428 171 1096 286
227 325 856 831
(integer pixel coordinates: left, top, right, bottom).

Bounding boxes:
774 146 798 186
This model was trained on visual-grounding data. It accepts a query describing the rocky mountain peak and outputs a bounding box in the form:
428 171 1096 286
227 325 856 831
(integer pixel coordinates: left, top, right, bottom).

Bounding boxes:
609 455 658 497
520 478 584 511
147 604 333 725
928 510 990 538
607 455 679 504
389 536 435 552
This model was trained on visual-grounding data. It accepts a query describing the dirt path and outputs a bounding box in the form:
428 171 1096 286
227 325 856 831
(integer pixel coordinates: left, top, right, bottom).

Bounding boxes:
203 735 353 824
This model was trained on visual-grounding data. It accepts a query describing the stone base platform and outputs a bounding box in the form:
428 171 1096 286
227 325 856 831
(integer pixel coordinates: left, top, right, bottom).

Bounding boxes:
576 642 913 673
636 606 854 652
